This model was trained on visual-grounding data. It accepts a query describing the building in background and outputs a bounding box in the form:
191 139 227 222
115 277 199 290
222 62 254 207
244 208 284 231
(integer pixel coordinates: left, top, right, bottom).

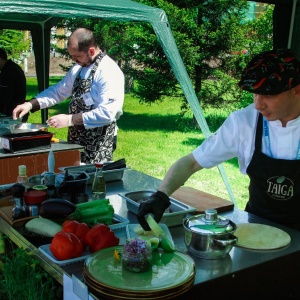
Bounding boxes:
246 1 269 22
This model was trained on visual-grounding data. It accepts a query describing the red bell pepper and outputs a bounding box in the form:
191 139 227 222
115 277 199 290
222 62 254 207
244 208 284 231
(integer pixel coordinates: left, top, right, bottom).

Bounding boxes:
75 223 90 243
83 224 110 248
62 220 90 243
90 230 119 253
62 220 80 233
68 232 84 257
83 223 119 253
50 231 83 260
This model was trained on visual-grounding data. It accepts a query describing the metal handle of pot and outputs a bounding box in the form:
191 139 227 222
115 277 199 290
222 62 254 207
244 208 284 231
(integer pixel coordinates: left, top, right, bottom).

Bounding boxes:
212 234 238 247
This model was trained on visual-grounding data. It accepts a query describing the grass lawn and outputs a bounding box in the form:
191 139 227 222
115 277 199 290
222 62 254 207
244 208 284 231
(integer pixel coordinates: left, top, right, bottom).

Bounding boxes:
26 77 250 210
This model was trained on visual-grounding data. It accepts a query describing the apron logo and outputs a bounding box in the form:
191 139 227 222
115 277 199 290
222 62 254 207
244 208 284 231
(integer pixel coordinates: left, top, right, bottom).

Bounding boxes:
266 176 294 200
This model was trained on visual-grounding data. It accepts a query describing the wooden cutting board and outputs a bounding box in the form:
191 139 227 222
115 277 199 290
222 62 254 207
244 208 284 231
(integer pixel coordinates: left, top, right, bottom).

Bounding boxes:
0 196 36 228
234 223 291 250
170 186 234 213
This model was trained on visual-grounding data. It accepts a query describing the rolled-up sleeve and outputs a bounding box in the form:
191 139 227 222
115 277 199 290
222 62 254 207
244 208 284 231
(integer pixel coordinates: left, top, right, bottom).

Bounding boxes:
35 64 80 108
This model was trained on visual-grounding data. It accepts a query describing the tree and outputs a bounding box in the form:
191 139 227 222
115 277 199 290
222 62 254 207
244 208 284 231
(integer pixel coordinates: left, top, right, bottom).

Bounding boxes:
129 1 274 110
123 0 252 109
0 29 30 60
54 1 273 110
243 4 274 55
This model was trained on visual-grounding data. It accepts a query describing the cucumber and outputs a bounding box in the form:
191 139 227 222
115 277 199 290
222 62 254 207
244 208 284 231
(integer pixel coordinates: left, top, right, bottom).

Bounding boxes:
25 218 62 237
145 214 166 237
38 198 76 219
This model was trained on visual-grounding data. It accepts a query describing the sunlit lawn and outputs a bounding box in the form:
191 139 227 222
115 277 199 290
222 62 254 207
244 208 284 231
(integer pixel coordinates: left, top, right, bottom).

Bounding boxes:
27 77 249 209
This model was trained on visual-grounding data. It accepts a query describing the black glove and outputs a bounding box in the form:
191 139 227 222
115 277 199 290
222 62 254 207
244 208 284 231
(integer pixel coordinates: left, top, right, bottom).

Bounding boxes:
137 191 171 231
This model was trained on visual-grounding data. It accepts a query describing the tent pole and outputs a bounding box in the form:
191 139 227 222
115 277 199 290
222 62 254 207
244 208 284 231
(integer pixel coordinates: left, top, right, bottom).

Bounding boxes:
288 0 297 48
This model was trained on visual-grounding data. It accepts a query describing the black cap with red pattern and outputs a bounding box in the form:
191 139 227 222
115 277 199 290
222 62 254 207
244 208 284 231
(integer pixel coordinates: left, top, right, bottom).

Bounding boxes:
238 49 300 95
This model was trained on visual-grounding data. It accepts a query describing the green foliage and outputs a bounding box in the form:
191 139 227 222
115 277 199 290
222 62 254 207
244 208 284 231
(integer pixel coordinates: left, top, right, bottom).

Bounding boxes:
27 75 249 208
131 0 250 103
0 247 57 300
197 70 243 109
0 29 30 60
243 4 274 54
52 1 273 112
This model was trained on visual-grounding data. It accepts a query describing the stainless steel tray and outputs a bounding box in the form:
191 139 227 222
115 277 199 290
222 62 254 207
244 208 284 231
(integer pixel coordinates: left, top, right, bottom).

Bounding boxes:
119 189 196 227
59 164 128 184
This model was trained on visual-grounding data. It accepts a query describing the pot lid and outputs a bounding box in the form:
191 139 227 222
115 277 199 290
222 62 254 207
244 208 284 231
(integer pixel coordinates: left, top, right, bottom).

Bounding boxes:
184 209 235 234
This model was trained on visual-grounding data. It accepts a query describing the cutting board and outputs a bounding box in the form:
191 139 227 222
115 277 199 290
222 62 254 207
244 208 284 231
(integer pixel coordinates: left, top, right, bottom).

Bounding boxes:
0 196 36 227
234 223 291 250
170 186 234 213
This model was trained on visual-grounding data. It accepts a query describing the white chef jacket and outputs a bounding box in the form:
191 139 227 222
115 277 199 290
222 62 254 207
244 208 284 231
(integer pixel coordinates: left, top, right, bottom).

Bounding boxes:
193 103 300 174
35 55 124 129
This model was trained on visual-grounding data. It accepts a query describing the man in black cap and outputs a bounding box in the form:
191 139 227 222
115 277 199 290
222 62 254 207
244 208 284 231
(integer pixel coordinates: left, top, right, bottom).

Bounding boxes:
0 48 28 121
137 49 300 231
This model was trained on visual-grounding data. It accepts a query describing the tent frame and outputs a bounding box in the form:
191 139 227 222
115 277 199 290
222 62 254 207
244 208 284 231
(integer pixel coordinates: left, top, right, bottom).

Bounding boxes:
1 0 299 204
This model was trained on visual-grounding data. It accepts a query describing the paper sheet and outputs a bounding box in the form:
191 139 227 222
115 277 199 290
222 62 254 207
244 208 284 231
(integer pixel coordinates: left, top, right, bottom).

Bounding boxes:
63 274 95 300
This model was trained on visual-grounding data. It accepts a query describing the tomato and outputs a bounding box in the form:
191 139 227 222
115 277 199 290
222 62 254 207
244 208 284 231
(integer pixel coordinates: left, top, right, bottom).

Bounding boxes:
68 233 84 257
50 231 83 260
75 223 90 243
62 220 80 234
91 230 119 253
62 220 89 243
83 224 110 248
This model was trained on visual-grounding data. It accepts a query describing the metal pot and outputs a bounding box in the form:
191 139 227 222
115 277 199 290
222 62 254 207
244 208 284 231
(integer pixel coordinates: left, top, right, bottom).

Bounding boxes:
183 209 237 259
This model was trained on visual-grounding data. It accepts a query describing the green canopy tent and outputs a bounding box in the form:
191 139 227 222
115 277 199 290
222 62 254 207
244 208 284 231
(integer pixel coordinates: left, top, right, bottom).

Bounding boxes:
0 0 299 205
1 0 239 203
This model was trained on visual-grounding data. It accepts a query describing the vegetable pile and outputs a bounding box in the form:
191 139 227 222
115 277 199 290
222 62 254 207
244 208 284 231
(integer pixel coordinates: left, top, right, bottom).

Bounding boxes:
24 198 119 261
132 214 175 253
50 221 119 260
68 199 114 225
38 198 115 226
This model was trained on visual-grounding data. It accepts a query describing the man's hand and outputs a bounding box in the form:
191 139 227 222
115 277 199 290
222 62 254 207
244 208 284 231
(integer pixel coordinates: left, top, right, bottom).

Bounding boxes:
47 114 72 128
12 102 32 120
137 191 171 231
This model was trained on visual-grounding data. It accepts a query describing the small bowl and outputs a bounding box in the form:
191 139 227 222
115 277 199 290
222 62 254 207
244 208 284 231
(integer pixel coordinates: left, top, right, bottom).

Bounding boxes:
24 190 47 205
33 185 48 191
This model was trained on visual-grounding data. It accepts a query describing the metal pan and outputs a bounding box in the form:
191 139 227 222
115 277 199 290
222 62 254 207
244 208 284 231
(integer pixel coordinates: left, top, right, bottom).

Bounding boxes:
9 123 49 134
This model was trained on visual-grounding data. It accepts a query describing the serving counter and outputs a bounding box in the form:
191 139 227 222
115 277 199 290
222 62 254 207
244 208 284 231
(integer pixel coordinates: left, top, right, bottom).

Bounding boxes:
1 169 300 299
0 141 84 185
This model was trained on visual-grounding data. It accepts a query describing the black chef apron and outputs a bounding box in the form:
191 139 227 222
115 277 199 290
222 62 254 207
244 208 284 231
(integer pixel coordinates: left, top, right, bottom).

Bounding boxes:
246 113 300 230
68 52 116 164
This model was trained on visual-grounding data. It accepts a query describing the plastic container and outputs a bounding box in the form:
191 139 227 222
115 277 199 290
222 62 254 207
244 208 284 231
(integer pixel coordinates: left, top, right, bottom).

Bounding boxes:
24 190 47 205
17 165 30 191
57 172 89 203
109 214 130 231
38 244 90 266
24 204 39 217
1 131 53 153
17 165 28 183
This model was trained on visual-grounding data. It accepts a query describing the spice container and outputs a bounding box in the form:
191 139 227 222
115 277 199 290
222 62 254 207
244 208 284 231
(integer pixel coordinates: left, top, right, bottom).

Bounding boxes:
11 183 26 220
23 190 47 217
122 238 152 273
17 165 30 191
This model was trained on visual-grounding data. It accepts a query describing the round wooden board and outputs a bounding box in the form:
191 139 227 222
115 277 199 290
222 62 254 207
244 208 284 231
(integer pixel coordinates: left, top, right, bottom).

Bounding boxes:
234 223 291 250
